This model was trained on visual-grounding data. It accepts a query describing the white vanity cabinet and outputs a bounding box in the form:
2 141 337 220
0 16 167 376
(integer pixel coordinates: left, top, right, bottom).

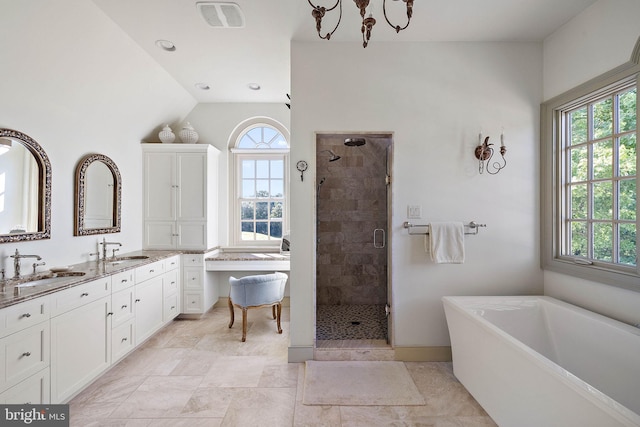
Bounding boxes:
163 256 180 322
0 253 182 404
50 277 112 403
142 144 220 250
0 295 50 404
111 270 135 363
134 259 165 345
181 252 218 315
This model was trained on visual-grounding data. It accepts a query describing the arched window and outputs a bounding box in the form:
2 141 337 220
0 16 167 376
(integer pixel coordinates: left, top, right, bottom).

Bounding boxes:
230 118 289 247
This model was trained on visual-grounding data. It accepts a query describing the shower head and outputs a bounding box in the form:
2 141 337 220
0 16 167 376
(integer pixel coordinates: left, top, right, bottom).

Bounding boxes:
344 138 366 147
321 149 341 162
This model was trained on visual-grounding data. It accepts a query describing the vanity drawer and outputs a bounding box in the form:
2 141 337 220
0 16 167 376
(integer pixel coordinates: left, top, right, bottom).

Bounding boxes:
163 269 179 296
0 368 50 404
135 260 165 283
111 288 135 327
111 270 135 293
181 254 203 267
0 296 49 338
183 292 203 313
164 256 180 272
163 293 179 321
183 268 202 291
0 322 49 391
50 277 111 317
111 320 135 363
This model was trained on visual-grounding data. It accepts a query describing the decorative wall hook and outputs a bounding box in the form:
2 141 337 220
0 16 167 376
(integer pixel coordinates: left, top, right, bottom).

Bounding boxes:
474 132 507 175
296 160 308 181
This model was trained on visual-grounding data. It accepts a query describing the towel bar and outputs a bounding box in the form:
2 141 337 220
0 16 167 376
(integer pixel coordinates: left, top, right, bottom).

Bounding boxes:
403 221 486 236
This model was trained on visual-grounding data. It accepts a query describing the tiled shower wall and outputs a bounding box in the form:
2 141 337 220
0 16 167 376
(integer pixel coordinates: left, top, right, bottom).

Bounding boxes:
316 135 390 306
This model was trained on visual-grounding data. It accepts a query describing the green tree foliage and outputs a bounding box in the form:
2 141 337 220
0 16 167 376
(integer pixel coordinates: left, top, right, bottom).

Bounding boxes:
568 88 637 265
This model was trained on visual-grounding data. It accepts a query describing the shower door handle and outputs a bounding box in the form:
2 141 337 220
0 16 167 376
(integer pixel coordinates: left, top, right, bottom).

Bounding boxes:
373 229 385 248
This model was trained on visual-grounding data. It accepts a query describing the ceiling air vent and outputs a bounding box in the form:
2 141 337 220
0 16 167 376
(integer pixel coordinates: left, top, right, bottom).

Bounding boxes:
197 2 245 28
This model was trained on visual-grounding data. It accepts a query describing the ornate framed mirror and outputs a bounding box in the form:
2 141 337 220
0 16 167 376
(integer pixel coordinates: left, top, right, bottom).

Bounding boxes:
0 128 52 243
74 153 121 235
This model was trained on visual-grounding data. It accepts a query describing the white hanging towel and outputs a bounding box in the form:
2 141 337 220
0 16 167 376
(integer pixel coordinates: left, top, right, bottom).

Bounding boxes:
428 222 465 264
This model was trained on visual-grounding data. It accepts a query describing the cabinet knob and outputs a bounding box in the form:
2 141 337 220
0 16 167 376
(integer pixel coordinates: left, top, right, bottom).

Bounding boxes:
21 313 31 318
171 306 175 309
149 269 155 273
22 352 31 357
135 299 141 303
121 279 128 283
121 337 128 342
81 292 89 297
107 312 114 316
122 304 128 309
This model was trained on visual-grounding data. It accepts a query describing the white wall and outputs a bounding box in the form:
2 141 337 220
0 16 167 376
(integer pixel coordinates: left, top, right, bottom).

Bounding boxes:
184 103 291 247
290 41 544 352
543 0 640 100
0 0 195 275
542 0 640 323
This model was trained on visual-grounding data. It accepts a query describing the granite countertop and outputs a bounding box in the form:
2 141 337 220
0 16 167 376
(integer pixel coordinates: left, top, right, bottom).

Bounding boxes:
0 250 180 309
205 252 290 261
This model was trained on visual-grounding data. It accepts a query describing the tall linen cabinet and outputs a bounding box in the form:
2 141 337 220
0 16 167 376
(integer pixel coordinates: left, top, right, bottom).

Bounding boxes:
142 143 220 315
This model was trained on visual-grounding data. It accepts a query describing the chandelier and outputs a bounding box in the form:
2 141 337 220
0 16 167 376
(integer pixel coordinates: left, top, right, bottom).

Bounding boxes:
308 0 414 48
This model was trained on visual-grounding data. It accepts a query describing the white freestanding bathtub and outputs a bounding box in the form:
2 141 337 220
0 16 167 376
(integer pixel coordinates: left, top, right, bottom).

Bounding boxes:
442 296 640 427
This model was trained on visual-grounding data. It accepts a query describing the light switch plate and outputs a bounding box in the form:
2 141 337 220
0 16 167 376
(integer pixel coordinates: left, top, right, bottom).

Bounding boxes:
407 205 422 219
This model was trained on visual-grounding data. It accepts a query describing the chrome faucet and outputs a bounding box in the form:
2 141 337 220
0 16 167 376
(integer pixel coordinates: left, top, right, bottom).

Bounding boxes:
100 237 122 261
10 249 42 279
33 261 46 274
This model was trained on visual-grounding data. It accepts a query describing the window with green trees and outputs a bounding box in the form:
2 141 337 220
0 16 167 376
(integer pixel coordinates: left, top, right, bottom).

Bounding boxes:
564 86 637 266
231 121 289 246
541 41 640 290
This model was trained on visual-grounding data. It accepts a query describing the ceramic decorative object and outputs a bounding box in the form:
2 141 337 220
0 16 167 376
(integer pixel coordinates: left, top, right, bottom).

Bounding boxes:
179 122 199 144
158 125 175 143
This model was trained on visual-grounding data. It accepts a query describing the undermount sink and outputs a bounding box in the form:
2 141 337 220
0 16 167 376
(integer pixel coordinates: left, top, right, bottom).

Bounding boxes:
15 271 86 288
107 255 150 265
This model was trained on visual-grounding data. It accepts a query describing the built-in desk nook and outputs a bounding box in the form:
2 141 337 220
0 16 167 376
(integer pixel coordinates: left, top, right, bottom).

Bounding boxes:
205 252 290 272
204 252 291 308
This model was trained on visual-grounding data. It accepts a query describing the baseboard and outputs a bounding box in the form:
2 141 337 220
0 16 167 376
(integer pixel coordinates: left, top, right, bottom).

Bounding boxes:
394 346 452 362
288 346 314 363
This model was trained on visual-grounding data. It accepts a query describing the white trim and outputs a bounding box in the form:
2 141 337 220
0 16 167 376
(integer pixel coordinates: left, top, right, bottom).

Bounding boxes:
228 118 290 247
231 148 289 154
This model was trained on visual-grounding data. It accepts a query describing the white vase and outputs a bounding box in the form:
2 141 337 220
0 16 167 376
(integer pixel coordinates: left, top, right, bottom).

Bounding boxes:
179 122 199 144
158 125 175 143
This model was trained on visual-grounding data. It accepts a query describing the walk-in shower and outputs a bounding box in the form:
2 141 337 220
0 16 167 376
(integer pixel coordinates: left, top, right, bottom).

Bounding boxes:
320 149 341 162
315 134 392 345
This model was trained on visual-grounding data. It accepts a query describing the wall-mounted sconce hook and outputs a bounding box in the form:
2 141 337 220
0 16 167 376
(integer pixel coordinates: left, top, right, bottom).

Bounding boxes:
474 133 507 175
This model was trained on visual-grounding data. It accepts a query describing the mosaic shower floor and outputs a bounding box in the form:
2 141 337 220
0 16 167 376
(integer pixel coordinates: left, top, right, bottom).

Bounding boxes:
316 304 388 341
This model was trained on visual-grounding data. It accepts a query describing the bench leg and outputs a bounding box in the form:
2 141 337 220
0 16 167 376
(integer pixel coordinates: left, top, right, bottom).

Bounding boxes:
228 298 235 328
242 308 248 342
276 303 282 334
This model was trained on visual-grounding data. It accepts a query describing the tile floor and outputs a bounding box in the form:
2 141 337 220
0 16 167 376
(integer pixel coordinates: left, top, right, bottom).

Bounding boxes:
69 304 497 426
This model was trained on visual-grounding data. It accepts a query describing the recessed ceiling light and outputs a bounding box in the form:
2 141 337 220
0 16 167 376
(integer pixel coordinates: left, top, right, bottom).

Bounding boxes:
195 82 211 90
155 39 176 52
248 83 261 91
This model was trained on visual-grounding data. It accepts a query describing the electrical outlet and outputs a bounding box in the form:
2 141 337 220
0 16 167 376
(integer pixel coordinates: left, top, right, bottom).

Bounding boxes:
407 205 422 219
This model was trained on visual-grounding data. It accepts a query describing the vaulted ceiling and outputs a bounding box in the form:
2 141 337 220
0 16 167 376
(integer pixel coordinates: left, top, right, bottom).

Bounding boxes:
92 0 598 103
